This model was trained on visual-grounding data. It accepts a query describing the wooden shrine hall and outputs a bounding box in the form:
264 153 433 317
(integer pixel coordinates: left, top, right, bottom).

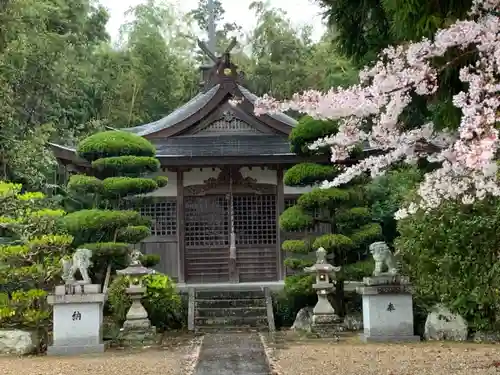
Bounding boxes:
50 40 321 288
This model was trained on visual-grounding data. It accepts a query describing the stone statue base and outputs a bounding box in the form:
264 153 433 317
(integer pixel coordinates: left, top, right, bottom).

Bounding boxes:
47 284 106 356
311 313 342 339
117 326 158 347
357 276 420 343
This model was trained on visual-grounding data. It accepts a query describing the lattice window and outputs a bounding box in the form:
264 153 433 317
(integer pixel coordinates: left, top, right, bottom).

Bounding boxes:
140 200 177 236
200 111 261 134
234 194 276 245
185 196 229 247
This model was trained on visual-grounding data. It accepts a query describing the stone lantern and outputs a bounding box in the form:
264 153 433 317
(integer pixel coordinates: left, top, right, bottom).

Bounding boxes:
116 251 157 346
304 247 342 337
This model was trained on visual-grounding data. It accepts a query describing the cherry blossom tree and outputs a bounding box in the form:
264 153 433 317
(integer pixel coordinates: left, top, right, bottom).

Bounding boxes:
254 0 499 219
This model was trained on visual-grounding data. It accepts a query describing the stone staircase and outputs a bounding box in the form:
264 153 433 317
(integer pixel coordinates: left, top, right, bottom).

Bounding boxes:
188 288 275 333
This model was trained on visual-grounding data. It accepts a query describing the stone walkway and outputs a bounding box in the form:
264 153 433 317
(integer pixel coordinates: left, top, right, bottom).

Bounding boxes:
193 333 271 375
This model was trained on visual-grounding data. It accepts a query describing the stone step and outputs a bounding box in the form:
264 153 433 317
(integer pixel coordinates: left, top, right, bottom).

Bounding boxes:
195 316 268 327
196 298 266 309
195 290 265 300
195 325 267 333
196 306 267 318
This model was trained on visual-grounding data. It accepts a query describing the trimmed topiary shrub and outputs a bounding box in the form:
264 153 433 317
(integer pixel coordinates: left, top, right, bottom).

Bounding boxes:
77 131 155 161
281 116 382 319
61 130 169 283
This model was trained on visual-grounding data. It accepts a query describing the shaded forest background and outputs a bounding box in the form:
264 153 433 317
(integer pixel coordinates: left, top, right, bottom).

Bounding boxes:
0 0 358 188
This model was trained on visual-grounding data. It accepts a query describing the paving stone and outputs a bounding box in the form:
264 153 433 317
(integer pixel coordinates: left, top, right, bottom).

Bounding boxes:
193 333 271 375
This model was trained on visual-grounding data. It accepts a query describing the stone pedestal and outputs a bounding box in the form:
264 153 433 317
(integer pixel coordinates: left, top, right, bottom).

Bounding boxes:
117 285 157 347
310 287 341 338
357 276 420 342
47 284 106 355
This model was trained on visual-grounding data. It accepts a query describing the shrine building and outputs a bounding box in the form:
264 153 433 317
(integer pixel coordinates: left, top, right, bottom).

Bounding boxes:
50 45 329 289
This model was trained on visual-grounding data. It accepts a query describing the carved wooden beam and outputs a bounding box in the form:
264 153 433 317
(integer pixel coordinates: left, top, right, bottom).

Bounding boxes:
225 37 237 54
197 38 217 62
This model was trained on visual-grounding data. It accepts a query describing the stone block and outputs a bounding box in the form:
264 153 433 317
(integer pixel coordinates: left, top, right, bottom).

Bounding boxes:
0 329 38 355
47 289 105 356
362 275 410 286
360 292 419 342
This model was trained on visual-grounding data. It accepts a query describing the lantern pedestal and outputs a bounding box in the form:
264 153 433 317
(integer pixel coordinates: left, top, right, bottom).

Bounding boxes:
304 247 343 339
116 264 158 347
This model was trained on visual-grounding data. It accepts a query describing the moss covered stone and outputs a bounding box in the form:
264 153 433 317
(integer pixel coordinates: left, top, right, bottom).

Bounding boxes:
77 131 156 162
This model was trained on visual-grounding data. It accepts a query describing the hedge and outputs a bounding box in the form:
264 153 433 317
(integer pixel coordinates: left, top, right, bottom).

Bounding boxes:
92 156 160 176
77 131 156 162
284 163 340 187
116 225 151 244
102 177 158 197
279 206 314 232
67 175 103 195
289 116 339 155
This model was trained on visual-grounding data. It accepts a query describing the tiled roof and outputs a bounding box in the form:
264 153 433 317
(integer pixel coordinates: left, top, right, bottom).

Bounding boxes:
153 135 292 157
122 85 221 136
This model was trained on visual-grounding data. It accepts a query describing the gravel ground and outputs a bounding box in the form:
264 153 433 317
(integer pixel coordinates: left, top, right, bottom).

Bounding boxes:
271 340 500 375
0 336 200 375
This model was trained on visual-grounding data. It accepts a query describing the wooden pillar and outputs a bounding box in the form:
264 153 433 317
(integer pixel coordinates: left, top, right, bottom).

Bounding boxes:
176 169 185 283
276 167 285 280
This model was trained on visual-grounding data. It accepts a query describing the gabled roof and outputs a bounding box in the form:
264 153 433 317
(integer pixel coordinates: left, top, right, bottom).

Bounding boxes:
123 84 222 137
120 81 297 138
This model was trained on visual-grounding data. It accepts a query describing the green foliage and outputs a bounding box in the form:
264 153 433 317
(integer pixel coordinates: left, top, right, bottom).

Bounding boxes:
0 181 70 335
92 156 160 176
350 223 383 246
282 239 311 254
297 187 350 210
102 177 158 197
365 166 423 243
279 206 314 231
284 163 339 187
108 274 183 331
116 225 151 244
154 176 169 188
313 233 353 251
67 175 103 195
76 131 156 162
0 289 50 329
61 209 149 246
140 254 161 268
396 198 500 332
81 242 131 272
289 116 339 155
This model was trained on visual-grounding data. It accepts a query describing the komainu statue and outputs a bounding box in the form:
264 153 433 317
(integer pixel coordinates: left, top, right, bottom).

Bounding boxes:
61 248 93 284
369 241 399 276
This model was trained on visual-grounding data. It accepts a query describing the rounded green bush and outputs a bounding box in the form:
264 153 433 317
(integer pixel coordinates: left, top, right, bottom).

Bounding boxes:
77 131 156 162
108 274 183 331
102 177 158 197
284 163 340 187
140 254 160 268
279 206 314 232
349 223 382 245
154 175 169 188
62 209 150 245
67 175 103 195
312 233 353 251
82 242 131 273
92 156 160 176
289 116 339 155
282 239 310 254
297 187 350 210
116 225 151 244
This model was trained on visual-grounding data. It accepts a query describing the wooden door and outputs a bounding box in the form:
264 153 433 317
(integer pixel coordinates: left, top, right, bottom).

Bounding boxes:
184 195 230 282
234 194 278 282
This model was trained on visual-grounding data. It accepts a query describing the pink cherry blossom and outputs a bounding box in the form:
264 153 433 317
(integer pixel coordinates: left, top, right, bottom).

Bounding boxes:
254 0 500 219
